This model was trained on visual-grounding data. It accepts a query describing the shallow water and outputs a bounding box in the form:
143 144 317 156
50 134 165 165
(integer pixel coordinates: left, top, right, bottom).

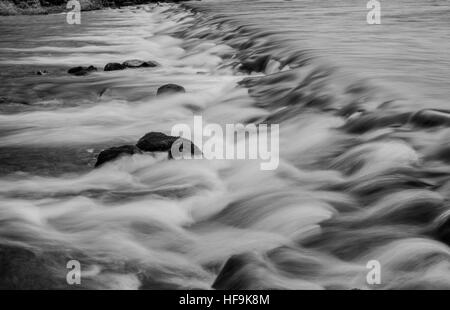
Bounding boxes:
189 0 450 108
0 2 449 289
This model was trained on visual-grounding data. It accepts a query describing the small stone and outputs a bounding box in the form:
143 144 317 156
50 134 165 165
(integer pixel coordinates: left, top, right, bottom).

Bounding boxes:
68 65 97 76
156 84 185 96
104 62 126 71
122 59 158 68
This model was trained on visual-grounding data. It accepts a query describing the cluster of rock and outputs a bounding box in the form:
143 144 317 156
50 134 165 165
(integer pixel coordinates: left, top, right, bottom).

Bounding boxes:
67 59 159 76
95 132 201 167
66 59 186 96
104 59 159 71
65 59 194 167
343 108 450 134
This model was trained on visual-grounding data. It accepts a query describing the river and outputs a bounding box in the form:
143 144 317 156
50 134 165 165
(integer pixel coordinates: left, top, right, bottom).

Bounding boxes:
0 1 449 289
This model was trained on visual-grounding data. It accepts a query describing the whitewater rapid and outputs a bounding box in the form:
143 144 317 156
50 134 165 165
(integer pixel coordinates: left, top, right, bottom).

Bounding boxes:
0 3 449 289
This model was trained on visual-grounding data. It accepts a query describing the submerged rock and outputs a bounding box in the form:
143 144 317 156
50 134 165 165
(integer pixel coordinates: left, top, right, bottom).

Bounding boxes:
343 112 411 133
104 62 126 71
428 143 450 163
433 215 450 246
409 109 450 128
122 59 158 68
435 145 450 163
95 145 141 167
36 70 48 76
213 253 267 290
239 55 271 73
156 84 185 96
68 65 97 76
211 251 316 290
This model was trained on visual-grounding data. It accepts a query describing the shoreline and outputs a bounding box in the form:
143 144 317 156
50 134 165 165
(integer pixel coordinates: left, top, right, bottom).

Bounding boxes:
0 0 102 16
0 0 182 16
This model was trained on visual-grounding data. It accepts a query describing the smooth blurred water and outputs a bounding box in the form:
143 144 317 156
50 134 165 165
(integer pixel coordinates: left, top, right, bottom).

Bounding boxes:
0 2 449 290
189 0 450 109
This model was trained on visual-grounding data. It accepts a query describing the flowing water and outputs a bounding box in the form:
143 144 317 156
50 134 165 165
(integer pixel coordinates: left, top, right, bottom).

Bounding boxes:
0 1 449 289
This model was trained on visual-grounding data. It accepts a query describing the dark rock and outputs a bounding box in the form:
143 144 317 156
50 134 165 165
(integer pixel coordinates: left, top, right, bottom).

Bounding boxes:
104 62 126 71
95 145 141 167
136 132 179 153
122 59 158 68
136 132 201 158
409 109 450 128
239 55 271 74
36 70 48 75
68 65 97 76
156 84 185 96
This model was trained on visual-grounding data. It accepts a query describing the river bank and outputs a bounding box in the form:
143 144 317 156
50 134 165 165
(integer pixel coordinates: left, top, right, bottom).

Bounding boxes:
0 0 181 16
0 0 99 15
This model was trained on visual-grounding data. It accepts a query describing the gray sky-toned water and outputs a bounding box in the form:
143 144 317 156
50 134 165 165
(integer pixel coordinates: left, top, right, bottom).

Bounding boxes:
189 0 450 108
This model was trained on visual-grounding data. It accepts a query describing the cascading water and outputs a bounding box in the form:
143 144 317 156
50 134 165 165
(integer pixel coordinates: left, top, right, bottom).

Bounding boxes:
0 1 449 289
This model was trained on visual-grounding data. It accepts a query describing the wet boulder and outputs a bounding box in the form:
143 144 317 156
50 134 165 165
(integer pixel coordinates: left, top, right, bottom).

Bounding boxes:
68 65 97 76
95 145 141 167
122 59 158 69
136 132 201 158
136 132 179 153
428 143 450 163
156 84 185 96
409 109 450 128
104 62 126 71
